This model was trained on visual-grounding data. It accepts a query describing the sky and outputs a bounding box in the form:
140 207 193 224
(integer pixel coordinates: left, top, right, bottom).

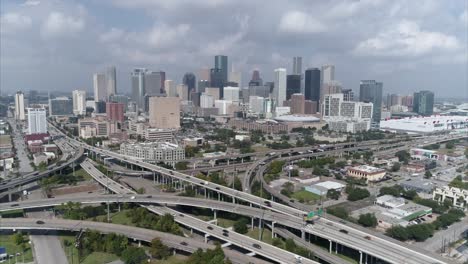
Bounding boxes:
1 0 467 99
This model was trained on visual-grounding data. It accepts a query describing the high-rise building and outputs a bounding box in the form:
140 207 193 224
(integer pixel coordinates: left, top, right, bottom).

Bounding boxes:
214 100 233 115
93 73 107 102
164 80 176 97
106 102 125 122
386 94 401 108
197 80 210 93
191 91 201 107
145 71 165 96
342 89 354 102
107 66 117 97
131 68 146 110
290 93 305 114
229 71 241 87
286 75 301 100
322 93 343 118
304 68 320 111
304 100 318 114
321 64 335 87
210 68 224 98
200 93 214 108
360 80 383 128
27 108 47 134
109 94 129 111
14 91 25 121
176 84 189 101
148 97 180 129
223 86 240 102
49 97 73 116
72 90 87 115
199 68 211 82
249 70 263 87
293 57 302 75
273 68 287 107
249 96 265 114
413 90 434 116
183 72 196 95
401 95 413 108
95 101 106 114
205 87 220 101
214 55 228 84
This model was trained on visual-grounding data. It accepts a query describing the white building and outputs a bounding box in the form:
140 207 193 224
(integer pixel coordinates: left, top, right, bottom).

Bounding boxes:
120 142 185 165
229 71 242 86
165 80 176 97
15 91 25 121
107 66 117 97
249 96 265 114
380 115 468 133
223 86 240 102
200 93 214 108
27 108 47 134
321 64 335 86
433 186 468 208
214 100 233 115
322 93 343 118
327 120 370 133
176 84 189 101
347 165 386 183
93 73 107 102
72 90 87 115
144 128 174 142
275 106 290 117
322 93 373 132
273 68 287 106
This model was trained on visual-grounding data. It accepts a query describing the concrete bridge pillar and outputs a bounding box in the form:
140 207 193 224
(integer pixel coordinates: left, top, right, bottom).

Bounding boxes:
329 240 332 253
251 217 254 230
359 251 363 264
335 242 338 254
241 158 244 163
227 159 230 165
213 210 217 219
232 197 235 204
271 222 276 238
204 234 209 243
301 230 305 240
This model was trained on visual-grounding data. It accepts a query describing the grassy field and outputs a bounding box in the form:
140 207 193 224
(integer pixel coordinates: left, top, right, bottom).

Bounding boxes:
252 145 271 153
150 255 188 264
216 218 236 228
0 234 34 263
82 252 119 264
60 236 120 264
246 227 274 245
333 253 359 264
92 209 135 226
291 190 321 204
73 168 93 181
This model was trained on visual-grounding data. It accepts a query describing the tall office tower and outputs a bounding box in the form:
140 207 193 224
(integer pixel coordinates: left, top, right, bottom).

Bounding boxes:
286 75 301 100
199 68 211 82
273 68 287 106
191 91 201 107
210 68 224 98
248 96 265 114
387 94 401 108
342 89 354 101
165 80 177 97
197 80 210 93
176 84 189 101
49 97 73 116
229 71 241 87
106 102 125 122
401 95 413 108
107 66 117 97
148 97 180 129
322 93 344 118
340 101 373 119
108 94 129 111
304 68 320 110
359 80 383 128
29 90 38 104
145 71 165 96
248 85 270 98
413 90 434 116
93 73 107 102
321 64 335 87
249 70 263 86
290 93 305 114
205 87 220 101
322 81 342 100
214 55 228 83
14 91 26 121
183 72 196 95
131 68 146 110
27 108 47 134
72 90 87 115
223 86 240 102
200 93 214 108
293 57 302 75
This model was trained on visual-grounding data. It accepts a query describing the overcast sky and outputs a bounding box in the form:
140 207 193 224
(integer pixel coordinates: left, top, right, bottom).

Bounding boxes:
1 0 467 99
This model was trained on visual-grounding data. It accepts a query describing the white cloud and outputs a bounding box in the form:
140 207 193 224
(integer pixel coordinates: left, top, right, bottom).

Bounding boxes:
0 13 32 34
100 28 125 43
111 0 229 10
278 11 326 34
146 24 190 47
41 12 85 38
354 20 460 57
22 0 40 6
326 0 384 19
461 10 468 25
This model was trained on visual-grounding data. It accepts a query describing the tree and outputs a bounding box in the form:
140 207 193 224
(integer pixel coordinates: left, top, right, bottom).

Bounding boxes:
358 213 377 227
121 247 147 264
446 141 455 149
233 176 242 191
150 238 170 259
424 171 432 179
280 182 294 197
233 218 248 234
346 187 370 201
395 150 410 164
326 207 348 219
326 189 340 200
175 162 188 170
391 162 401 172
12 232 25 246
385 225 409 241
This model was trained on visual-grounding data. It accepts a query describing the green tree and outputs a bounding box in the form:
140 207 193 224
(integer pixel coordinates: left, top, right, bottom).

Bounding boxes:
233 176 242 191
358 213 377 227
326 189 340 200
12 232 25 246
385 225 409 241
175 162 188 170
391 162 401 172
121 247 147 264
346 186 370 201
327 207 348 219
233 218 248 234
150 238 170 259
395 150 410 164
424 171 432 179
446 142 455 149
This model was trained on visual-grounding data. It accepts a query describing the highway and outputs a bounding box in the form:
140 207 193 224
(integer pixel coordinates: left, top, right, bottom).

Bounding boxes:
47 123 463 264
0 218 270 264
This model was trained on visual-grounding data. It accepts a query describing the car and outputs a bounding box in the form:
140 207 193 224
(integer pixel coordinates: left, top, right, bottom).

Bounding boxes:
339 229 348 234
207 226 214 230
146 195 152 198
222 233 229 237
215 187 220 190
180 242 188 246
179 214 184 217
222 229 229 233
130 196 135 199
10 204 19 207
252 243 261 249
326 222 333 226
428 214 433 218
289 199 295 203
264 201 271 207
364 236 371 240
36 220 45 225
170 171 174 175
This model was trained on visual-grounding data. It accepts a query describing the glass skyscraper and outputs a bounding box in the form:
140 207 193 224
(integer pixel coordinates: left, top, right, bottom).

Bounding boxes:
359 80 383 128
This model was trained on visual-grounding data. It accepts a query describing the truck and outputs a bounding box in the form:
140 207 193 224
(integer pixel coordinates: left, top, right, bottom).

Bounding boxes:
303 208 323 224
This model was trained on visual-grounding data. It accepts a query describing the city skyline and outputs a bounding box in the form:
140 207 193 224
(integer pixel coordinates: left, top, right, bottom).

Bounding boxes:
0 1 467 98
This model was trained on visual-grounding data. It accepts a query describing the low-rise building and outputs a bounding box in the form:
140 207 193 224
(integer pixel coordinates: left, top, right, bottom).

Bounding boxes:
228 119 288 134
401 179 434 193
33 152 48 166
346 165 386 183
0 158 14 171
27 140 43 153
305 181 345 196
234 135 251 142
144 128 174 142
433 186 468 208
78 118 109 138
402 163 425 173
375 195 406 208
183 137 204 147
120 142 185 165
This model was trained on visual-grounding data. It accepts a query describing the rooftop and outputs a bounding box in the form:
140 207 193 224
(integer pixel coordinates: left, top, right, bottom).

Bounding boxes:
349 165 385 174
314 181 345 190
274 115 321 122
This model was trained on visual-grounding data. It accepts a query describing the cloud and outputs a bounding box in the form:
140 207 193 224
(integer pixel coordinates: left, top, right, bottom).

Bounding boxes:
278 11 326 34
461 10 468 25
0 13 32 34
100 28 125 43
22 0 40 6
41 12 85 38
354 20 460 57
111 0 230 10
147 24 190 47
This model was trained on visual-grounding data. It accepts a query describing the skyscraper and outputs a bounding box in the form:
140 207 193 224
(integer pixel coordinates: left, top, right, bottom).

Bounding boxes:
273 68 287 107
290 93 305 114
49 97 73 116
229 70 241 87
107 66 117 97
14 91 25 121
286 74 301 100
304 68 320 109
93 73 107 102
359 80 383 128
210 68 224 98
145 71 165 96
342 89 354 102
106 102 125 122
176 84 189 101
293 57 302 75
214 55 228 84
199 68 211 82
249 70 263 87
72 90 87 115
131 68 146 110
27 108 47 134
413 90 434 116
148 97 180 129
321 64 335 86
197 80 210 93
165 80 177 97
183 72 196 95
223 86 240 102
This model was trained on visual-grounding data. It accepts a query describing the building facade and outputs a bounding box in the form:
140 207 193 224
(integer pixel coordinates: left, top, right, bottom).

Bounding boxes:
304 68 320 110
360 80 383 128
27 108 47 134
273 68 287 106
72 90 87 115
148 97 180 129
120 142 185 165
106 102 125 122
413 90 434 116
93 73 107 102
49 97 73 116
15 91 26 121
347 165 386 183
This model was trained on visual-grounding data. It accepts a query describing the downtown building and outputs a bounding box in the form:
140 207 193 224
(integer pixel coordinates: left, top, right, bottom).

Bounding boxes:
49 97 73 116
360 80 383 128
120 142 185 166
413 90 434 116
72 90 87 115
15 91 26 121
273 68 287 106
27 108 47 134
148 97 180 130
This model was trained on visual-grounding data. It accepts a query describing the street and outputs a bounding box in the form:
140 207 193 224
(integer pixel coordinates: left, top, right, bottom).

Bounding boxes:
30 234 69 264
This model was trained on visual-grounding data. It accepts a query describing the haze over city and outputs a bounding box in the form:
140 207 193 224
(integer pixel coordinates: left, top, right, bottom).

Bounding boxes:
1 0 467 98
